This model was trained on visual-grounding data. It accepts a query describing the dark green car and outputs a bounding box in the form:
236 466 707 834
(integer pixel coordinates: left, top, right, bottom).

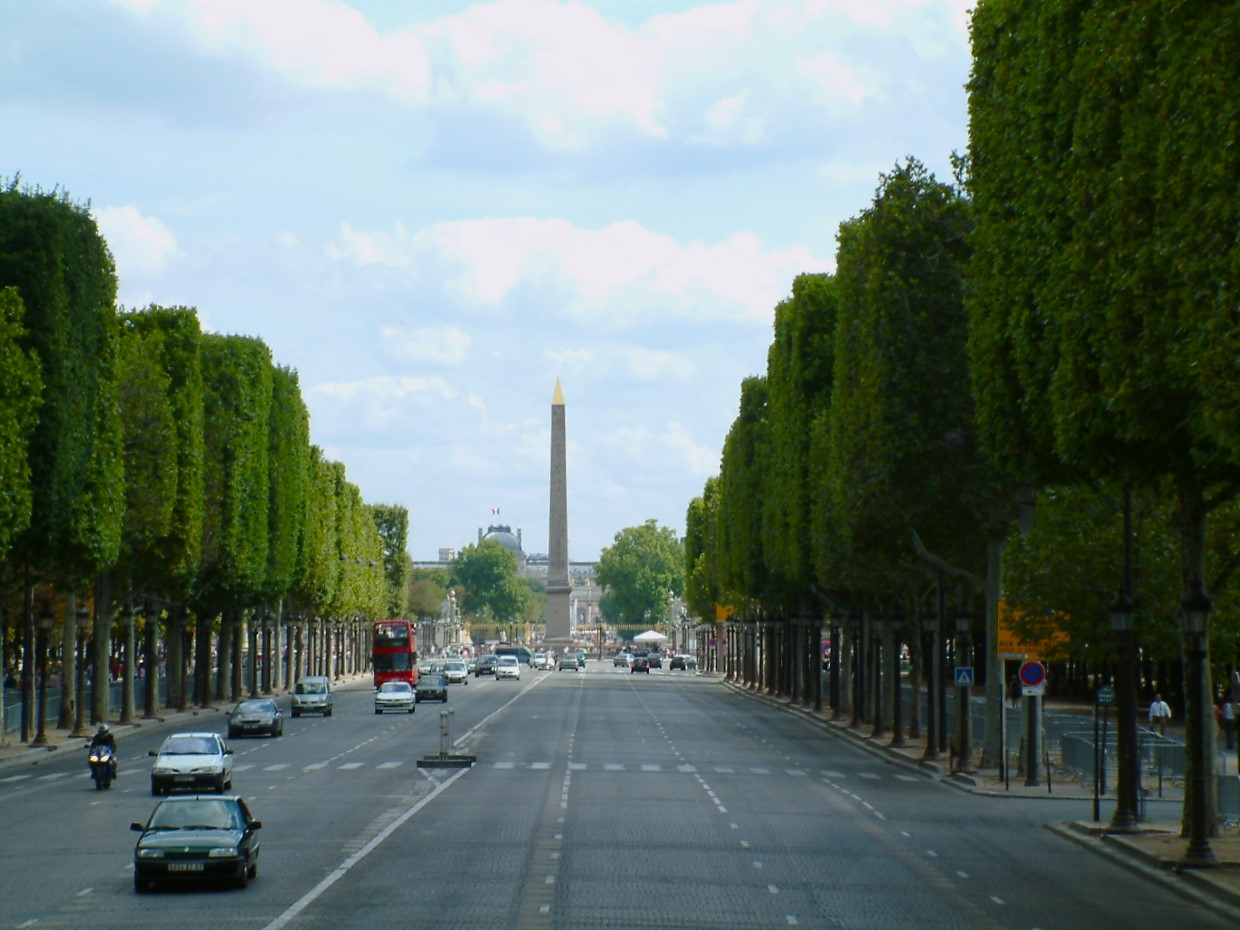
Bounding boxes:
132 795 262 892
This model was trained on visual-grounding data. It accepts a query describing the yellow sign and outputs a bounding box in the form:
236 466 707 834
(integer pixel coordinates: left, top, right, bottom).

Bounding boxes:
996 602 1070 662
715 604 734 622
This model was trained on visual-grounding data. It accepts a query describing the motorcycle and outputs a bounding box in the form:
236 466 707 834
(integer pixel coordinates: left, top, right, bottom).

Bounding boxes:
87 743 116 790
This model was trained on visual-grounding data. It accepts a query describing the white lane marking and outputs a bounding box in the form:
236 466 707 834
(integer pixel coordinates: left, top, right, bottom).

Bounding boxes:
377 762 403 769
768 884 779 894
604 764 624 771
786 916 799 926
530 762 550 770
956 870 969 879
338 762 364 770
786 769 808 776
642 765 661 772
303 762 327 770
749 767 770 775
261 765 470 930
990 896 1005 905
859 772 880 780
263 764 289 771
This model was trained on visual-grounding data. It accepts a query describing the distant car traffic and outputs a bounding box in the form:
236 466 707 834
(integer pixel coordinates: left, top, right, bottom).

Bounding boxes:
557 654 580 671
416 673 449 702
669 654 697 671
474 654 499 677
132 794 261 892
374 680 416 713
495 655 522 680
613 652 632 667
443 659 469 684
630 655 651 673
647 653 663 669
227 699 283 739
533 652 555 670
149 732 234 796
291 676 333 717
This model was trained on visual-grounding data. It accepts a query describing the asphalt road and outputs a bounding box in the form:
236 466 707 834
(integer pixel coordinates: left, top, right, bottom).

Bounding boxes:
0 663 1229 929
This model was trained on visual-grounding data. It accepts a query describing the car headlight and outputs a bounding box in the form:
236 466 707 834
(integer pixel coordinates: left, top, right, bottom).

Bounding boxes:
209 847 239 858
152 766 172 775
137 848 165 859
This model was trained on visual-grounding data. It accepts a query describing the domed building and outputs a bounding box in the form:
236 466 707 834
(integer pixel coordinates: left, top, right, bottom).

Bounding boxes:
478 524 526 569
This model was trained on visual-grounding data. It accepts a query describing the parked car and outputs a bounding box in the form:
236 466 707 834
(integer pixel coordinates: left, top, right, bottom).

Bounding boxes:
630 655 651 673
374 681 416 713
474 654 499 677
669 653 698 671
132 794 261 892
557 654 580 671
227 699 283 738
149 732 234 796
613 652 632 667
416 673 449 703
495 655 522 680
291 676 333 717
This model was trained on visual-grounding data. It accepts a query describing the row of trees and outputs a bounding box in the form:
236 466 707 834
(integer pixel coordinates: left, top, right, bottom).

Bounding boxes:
0 182 410 734
686 0 1240 838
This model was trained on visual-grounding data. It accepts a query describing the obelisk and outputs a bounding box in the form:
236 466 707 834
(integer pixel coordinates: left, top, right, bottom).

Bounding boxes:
545 378 571 649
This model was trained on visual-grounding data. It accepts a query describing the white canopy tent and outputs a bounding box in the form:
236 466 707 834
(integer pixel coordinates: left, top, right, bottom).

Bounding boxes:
632 629 668 644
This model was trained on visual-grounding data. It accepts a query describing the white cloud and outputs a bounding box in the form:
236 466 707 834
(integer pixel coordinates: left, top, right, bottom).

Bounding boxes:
327 216 829 323
379 324 472 365
94 204 182 281
103 0 958 151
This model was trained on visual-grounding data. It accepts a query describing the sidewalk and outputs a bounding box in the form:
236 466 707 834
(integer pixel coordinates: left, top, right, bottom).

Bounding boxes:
722 677 1240 920
0 673 372 775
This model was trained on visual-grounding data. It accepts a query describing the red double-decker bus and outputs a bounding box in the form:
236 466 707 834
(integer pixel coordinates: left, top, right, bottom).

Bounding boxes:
373 619 418 688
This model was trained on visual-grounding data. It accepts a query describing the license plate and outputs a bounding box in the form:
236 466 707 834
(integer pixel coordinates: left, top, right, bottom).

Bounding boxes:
169 862 204 872
174 775 195 782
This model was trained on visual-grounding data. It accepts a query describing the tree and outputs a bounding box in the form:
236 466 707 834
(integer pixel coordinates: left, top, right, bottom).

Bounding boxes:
264 366 310 608
451 540 530 628
762 273 838 613
0 287 41 558
0 183 125 575
596 519 684 636
368 503 410 618
713 379 770 615
968 0 1240 839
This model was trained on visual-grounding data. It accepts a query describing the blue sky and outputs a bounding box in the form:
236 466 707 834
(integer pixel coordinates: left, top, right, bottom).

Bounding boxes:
1 0 973 561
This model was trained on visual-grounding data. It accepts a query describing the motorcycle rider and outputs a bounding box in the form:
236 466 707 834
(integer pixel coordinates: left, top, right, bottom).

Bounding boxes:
89 723 118 778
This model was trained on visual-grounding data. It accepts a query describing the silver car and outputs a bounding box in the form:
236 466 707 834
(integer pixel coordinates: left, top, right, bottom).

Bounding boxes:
291 676 333 717
374 681 416 714
149 732 234 796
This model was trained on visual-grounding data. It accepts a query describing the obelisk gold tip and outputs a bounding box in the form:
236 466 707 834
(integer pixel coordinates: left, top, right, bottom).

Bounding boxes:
552 378 564 406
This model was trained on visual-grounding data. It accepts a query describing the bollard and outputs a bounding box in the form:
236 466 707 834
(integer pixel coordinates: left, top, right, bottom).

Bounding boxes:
440 709 453 756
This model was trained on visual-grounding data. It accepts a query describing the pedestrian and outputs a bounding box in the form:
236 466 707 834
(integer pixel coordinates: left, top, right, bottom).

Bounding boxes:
1007 675 1021 708
1149 694 1172 736
1224 699 1236 750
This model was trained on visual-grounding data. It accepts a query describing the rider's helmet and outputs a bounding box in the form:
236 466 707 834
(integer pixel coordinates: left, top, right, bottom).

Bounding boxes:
97 722 109 733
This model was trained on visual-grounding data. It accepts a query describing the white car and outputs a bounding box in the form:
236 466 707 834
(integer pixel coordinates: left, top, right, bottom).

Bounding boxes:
495 655 522 680
374 681 416 713
443 659 469 685
149 732 234 796
532 652 555 670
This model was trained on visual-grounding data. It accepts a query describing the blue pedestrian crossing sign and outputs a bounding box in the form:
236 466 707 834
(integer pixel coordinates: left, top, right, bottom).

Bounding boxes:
954 666 974 686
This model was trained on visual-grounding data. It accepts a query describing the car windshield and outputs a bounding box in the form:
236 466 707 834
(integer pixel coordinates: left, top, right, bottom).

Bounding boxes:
148 799 240 830
162 737 220 755
237 701 273 714
296 681 326 694
420 675 446 687
380 682 411 693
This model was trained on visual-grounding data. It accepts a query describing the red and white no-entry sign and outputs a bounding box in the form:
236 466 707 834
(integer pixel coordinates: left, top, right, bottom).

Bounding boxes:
1018 660 1046 695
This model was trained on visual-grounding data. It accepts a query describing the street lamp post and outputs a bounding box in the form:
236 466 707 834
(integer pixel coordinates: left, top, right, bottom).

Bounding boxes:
871 609 886 740
1181 586 1217 867
922 606 939 761
890 608 906 747
1109 588 1139 832
955 601 973 773
31 606 53 747
72 605 91 737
